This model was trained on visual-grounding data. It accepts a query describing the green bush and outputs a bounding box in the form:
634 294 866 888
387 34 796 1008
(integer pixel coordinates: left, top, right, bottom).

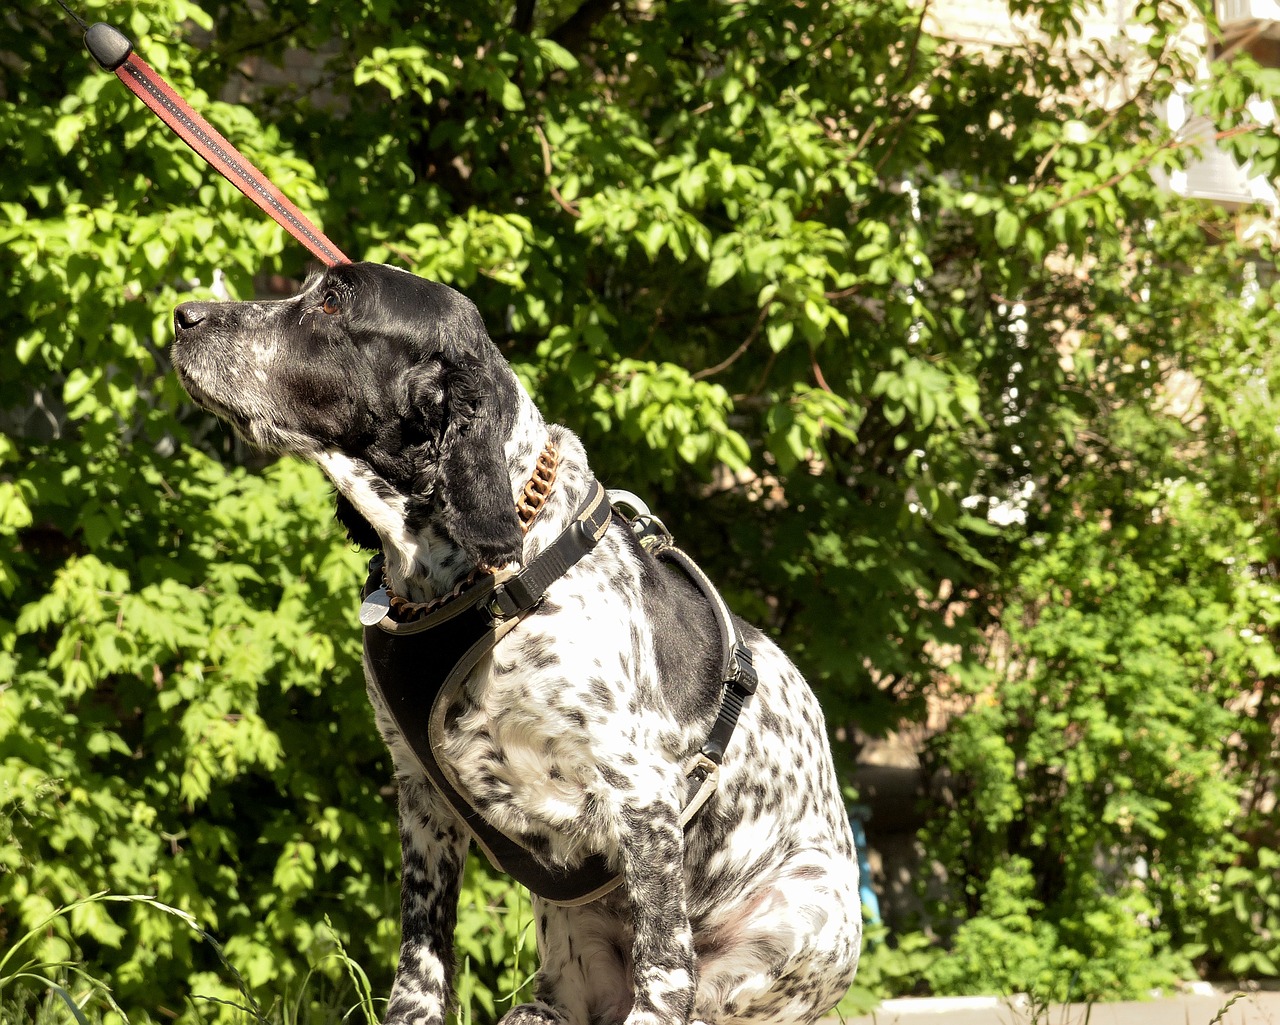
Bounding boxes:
2 0 1278 1018
922 860 1188 1000
922 262 1280 996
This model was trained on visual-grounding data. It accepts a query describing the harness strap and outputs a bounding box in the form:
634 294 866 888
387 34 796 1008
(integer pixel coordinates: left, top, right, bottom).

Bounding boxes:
364 483 625 905
81 22 349 266
366 581 622 905
487 482 612 621
361 484 754 906
650 544 758 802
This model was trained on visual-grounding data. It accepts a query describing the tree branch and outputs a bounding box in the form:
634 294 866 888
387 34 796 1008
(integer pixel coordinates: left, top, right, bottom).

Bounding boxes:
549 0 622 54
513 0 537 34
1031 50 1169 185
534 124 581 218
692 301 775 381
1034 124 1259 219
896 0 933 95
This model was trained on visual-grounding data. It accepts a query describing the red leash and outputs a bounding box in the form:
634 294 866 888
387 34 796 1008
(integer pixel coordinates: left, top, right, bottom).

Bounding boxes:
80 20 348 267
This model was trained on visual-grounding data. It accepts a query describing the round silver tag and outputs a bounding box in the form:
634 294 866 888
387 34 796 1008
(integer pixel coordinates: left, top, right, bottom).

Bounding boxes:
359 587 392 626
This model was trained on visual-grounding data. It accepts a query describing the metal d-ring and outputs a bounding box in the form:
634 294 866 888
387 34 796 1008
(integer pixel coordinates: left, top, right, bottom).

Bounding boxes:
607 489 671 549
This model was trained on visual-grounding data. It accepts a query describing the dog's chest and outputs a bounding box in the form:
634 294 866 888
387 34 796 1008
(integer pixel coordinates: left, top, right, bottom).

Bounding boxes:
367 576 673 863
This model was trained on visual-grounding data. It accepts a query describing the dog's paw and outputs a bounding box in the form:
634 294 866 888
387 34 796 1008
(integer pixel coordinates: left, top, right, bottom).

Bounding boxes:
625 1014 670 1025
497 1001 570 1025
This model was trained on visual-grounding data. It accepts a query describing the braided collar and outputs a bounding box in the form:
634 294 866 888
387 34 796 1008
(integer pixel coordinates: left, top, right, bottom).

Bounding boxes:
381 438 558 623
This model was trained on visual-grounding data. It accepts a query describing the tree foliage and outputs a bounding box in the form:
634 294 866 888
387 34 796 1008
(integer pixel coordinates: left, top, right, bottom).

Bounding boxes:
1 0 1278 1018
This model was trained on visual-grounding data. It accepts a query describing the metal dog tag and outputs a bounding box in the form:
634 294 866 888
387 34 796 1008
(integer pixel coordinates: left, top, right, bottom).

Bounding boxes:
359 587 392 626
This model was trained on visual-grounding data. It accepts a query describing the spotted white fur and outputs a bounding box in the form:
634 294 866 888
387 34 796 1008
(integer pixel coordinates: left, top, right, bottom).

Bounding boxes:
314 450 428 587
171 263 862 1025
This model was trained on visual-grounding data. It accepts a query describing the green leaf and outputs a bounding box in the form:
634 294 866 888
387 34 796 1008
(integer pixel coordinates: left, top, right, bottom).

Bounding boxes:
994 208 1020 249
501 80 526 112
535 38 579 71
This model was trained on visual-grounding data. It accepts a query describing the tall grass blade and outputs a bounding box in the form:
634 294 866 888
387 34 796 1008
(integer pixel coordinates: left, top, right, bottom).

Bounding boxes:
43 979 94 1025
1208 992 1244 1025
321 915 379 1025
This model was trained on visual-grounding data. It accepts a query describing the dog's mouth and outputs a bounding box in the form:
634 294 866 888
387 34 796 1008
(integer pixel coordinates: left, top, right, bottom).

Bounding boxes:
172 356 220 412
172 353 258 436
172 304 261 432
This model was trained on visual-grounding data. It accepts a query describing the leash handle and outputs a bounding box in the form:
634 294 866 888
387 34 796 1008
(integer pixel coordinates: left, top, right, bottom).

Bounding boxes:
83 22 349 267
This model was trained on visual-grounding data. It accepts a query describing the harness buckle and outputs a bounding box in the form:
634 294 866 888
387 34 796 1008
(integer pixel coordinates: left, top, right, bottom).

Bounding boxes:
727 642 758 694
687 752 719 784
607 489 650 519
484 585 530 624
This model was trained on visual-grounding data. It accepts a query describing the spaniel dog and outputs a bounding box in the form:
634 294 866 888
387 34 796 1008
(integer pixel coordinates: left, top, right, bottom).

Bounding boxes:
172 261 861 1025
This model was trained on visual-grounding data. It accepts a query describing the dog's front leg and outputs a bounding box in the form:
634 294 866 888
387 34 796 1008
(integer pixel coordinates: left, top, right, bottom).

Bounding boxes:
620 796 696 1025
384 775 470 1025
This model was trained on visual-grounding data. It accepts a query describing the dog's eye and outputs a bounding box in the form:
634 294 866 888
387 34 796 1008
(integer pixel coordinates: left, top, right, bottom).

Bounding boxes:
321 290 341 315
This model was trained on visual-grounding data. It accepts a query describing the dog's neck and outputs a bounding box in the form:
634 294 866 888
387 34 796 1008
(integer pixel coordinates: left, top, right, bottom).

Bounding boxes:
318 376 594 604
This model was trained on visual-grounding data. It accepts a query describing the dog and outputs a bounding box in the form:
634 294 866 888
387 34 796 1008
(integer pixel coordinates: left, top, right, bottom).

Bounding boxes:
172 261 861 1025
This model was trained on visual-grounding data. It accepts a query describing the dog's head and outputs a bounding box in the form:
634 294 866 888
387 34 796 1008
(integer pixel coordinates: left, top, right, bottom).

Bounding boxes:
172 262 524 569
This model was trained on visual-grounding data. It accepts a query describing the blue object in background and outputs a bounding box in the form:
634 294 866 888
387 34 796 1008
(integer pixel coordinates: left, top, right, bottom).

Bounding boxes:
847 803 881 924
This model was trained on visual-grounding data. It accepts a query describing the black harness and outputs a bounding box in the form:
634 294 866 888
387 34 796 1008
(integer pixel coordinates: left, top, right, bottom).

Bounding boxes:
360 481 758 905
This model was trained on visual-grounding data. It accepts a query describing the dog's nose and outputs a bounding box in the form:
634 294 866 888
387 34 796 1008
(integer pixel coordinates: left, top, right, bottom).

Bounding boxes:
174 302 210 332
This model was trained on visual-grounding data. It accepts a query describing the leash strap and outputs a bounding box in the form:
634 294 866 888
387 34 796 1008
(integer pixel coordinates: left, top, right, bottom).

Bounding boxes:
82 22 349 267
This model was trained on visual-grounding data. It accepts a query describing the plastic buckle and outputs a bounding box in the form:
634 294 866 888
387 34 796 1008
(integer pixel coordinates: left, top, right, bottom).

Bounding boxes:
728 642 758 694
485 579 545 626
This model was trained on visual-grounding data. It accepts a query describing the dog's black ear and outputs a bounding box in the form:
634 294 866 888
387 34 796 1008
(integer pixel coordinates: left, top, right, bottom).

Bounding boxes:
436 358 524 569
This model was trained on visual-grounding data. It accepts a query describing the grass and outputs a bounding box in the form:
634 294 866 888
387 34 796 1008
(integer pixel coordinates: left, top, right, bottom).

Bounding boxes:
0 893 384 1025
4 895 1266 1025
1 893 196 1025
1207 991 1245 1025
